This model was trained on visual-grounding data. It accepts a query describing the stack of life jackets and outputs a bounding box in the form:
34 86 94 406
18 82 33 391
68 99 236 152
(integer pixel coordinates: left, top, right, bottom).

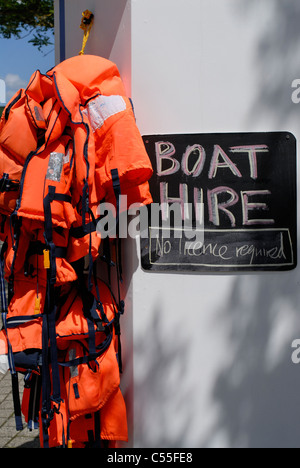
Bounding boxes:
0 55 153 448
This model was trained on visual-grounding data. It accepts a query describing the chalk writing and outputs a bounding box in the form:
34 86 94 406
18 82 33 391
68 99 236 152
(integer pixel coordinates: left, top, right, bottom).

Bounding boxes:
149 228 293 270
141 132 297 272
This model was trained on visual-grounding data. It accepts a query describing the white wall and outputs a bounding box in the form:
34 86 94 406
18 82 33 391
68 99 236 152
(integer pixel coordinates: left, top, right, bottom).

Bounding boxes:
0 79 5 104
54 0 131 94
55 0 300 448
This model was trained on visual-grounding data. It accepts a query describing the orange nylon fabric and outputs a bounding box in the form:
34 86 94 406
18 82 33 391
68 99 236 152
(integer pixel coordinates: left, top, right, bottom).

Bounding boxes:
0 54 153 448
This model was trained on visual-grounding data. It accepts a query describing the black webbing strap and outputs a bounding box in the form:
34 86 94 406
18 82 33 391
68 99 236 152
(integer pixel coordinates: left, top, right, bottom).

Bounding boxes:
4 89 22 121
24 241 67 278
58 334 112 369
92 264 109 327
110 169 125 374
69 219 98 239
7 213 22 303
6 314 43 328
111 169 121 226
74 261 106 364
42 186 71 447
26 373 42 431
93 411 101 448
43 186 72 284
0 242 23 431
100 169 121 280
81 181 89 230
86 411 101 448
41 285 63 448
26 241 67 258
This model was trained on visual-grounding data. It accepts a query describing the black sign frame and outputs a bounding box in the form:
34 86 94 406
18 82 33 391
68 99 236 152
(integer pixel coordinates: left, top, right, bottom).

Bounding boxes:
141 132 297 273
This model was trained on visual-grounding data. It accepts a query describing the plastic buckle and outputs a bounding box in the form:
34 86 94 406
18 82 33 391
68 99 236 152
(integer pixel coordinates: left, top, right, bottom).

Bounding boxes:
43 249 50 269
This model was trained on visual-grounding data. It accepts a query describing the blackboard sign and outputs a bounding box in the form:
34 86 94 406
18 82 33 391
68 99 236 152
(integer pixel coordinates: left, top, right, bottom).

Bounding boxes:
140 132 297 273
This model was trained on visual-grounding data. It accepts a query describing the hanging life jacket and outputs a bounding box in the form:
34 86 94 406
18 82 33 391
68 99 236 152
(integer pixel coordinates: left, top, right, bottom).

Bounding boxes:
0 54 153 447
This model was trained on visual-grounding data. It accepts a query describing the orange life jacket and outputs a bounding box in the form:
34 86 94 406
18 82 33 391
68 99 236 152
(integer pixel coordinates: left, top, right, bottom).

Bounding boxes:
0 54 153 448
32 383 128 448
20 280 128 447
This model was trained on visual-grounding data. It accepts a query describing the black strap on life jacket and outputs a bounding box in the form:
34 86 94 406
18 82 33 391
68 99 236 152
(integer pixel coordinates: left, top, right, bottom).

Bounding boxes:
0 173 20 193
112 169 125 373
41 284 62 448
43 186 72 284
58 334 112 370
4 89 22 121
24 241 67 278
72 258 110 367
7 214 22 303
41 185 72 448
69 215 100 239
0 241 23 431
25 372 42 431
101 169 125 374
86 411 101 448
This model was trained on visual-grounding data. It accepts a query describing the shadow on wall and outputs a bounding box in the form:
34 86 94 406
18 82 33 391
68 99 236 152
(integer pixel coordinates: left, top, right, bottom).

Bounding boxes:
236 0 300 127
205 0 300 448
204 271 300 448
133 0 300 449
134 302 194 448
